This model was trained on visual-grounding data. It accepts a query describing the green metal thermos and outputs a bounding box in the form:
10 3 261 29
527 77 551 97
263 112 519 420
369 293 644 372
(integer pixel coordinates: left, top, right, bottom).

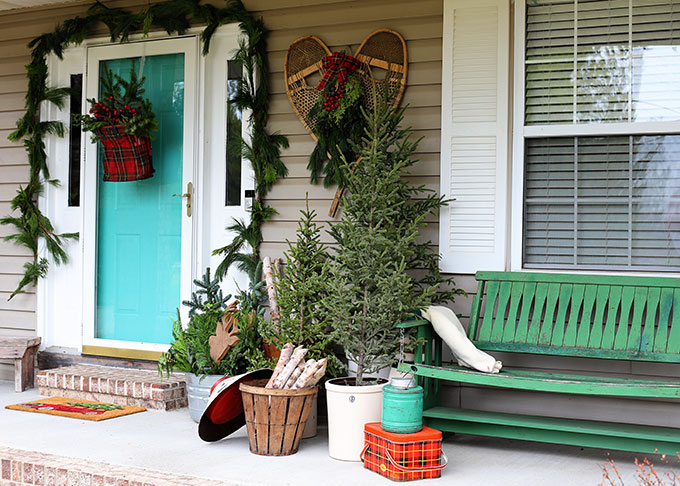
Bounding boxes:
381 377 423 433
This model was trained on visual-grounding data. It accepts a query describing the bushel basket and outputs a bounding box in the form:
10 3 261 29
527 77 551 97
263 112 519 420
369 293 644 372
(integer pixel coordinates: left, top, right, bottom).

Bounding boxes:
95 125 154 182
239 379 318 456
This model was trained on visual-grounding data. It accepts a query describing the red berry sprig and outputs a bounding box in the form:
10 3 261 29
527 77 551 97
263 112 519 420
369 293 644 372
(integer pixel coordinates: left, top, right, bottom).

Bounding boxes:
87 96 138 125
323 85 345 111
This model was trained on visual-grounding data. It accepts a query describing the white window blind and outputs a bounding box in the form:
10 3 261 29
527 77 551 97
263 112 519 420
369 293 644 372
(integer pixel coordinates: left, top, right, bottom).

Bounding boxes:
439 0 509 274
526 0 680 125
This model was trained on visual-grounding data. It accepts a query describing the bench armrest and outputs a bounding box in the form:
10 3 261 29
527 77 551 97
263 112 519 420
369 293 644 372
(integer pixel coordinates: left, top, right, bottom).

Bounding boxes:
396 318 431 329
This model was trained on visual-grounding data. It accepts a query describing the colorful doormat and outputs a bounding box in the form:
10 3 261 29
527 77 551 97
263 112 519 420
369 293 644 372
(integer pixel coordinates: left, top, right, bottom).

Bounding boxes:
5 396 146 421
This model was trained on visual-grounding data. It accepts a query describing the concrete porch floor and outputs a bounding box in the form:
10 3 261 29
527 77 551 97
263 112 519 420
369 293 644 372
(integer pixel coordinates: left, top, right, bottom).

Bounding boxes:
0 380 674 486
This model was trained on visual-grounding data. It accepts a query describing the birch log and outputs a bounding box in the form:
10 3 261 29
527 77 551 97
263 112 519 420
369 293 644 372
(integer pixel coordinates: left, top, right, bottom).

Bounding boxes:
293 358 327 389
306 359 328 387
284 360 308 389
265 342 294 388
263 256 280 323
273 346 308 389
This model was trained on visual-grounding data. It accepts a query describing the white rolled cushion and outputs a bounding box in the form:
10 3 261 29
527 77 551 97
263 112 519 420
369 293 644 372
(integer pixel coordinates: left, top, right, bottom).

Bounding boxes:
421 306 502 374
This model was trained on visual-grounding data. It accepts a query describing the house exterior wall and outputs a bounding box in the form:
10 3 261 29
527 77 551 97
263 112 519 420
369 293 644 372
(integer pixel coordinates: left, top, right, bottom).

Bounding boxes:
0 0 677 430
0 0 154 380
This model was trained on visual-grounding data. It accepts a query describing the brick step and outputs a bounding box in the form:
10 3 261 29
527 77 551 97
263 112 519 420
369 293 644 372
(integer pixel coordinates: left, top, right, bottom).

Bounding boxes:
1 446 229 486
36 365 187 411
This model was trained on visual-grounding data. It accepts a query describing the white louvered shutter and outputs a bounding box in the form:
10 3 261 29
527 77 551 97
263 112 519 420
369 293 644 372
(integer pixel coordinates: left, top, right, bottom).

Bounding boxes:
439 0 510 274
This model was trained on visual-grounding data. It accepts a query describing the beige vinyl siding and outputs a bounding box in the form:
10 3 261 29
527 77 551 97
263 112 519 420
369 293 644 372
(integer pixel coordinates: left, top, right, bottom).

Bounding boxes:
0 0 155 380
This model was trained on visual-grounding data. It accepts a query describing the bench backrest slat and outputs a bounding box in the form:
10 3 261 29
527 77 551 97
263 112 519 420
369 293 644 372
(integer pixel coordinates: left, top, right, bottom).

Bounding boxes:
587 285 609 348
601 285 622 350
526 282 548 345
613 286 635 351
641 287 661 352
575 284 596 348
627 287 648 351
478 280 499 341
540 283 561 346
514 281 535 343
667 289 680 354
470 271 680 362
490 281 512 342
653 288 674 353
563 283 583 347
551 283 571 347
502 282 524 343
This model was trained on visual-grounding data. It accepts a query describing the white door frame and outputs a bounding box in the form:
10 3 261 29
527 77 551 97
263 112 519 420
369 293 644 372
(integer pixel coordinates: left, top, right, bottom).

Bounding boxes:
81 36 199 353
200 28 254 297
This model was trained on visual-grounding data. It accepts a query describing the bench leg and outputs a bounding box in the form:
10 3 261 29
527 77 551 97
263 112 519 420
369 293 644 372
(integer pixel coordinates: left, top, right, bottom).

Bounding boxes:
14 348 36 392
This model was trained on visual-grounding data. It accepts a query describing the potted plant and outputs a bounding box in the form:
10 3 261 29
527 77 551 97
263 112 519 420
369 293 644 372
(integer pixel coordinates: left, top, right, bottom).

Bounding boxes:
158 268 271 422
322 90 456 461
74 65 158 182
259 197 343 436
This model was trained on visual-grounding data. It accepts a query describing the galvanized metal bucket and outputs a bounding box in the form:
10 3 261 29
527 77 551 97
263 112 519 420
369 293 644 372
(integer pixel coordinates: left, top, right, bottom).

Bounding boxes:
186 373 223 423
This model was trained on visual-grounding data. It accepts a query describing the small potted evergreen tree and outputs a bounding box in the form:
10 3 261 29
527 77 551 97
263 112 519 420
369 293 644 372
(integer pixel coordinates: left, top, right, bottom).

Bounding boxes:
260 197 342 436
322 90 455 461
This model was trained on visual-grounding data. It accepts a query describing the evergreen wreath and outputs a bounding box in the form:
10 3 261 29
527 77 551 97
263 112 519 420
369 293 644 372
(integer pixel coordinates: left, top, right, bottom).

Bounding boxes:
2 0 287 299
74 65 158 141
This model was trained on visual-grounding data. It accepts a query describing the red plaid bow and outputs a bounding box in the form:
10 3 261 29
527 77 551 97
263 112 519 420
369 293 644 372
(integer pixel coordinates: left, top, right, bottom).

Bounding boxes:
317 52 360 91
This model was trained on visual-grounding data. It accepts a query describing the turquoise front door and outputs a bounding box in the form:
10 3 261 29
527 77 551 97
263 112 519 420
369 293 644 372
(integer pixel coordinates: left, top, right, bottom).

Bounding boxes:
95 53 185 345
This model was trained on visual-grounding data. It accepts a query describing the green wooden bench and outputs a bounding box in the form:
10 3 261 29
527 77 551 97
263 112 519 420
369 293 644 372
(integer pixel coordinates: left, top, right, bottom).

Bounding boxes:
397 271 680 454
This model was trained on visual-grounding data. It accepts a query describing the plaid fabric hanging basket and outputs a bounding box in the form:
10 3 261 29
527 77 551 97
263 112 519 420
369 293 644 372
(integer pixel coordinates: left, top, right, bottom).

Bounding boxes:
94 125 154 182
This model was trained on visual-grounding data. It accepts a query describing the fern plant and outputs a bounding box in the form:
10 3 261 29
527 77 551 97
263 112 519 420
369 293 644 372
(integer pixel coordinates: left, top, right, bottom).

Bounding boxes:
158 303 272 379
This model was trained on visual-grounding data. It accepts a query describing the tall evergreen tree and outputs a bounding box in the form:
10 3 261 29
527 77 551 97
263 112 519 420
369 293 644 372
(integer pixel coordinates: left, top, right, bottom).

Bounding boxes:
323 89 460 385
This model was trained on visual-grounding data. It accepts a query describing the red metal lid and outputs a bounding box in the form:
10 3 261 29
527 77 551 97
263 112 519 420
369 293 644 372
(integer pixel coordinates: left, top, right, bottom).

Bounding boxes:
364 422 442 442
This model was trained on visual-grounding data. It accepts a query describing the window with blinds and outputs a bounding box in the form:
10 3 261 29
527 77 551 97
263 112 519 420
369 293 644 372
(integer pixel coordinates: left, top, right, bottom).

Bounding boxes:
523 0 680 271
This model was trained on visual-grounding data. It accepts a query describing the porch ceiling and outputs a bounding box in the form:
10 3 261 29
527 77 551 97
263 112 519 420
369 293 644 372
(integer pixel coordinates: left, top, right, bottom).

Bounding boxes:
0 0 82 11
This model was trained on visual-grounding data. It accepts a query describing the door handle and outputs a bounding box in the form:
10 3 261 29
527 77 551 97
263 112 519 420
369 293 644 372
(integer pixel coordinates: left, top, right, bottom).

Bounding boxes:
172 182 193 217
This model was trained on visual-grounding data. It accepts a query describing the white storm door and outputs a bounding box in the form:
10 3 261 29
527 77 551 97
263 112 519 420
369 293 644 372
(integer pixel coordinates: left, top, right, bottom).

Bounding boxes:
82 37 198 353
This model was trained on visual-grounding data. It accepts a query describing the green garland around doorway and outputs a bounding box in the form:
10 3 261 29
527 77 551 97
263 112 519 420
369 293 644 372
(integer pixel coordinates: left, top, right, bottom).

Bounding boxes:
1 0 287 299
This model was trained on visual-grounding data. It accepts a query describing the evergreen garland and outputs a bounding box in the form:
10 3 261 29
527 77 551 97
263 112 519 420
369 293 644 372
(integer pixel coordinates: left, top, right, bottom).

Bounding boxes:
3 0 287 299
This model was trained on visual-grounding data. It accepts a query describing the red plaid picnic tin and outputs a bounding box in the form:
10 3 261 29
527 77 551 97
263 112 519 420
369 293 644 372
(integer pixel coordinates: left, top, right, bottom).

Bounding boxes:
95 125 154 182
362 423 447 482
